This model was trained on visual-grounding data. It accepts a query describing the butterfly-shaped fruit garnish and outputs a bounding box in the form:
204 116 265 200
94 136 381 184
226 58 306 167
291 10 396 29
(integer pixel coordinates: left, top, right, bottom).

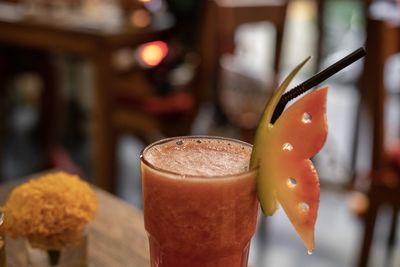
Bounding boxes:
250 57 328 252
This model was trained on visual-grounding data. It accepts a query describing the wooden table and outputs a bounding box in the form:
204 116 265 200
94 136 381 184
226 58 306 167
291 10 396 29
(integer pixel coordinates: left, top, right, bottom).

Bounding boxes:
0 4 171 193
0 179 150 267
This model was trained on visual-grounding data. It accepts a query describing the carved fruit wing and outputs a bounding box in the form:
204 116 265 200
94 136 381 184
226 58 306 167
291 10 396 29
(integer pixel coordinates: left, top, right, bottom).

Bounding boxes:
251 57 311 216
262 87 328 251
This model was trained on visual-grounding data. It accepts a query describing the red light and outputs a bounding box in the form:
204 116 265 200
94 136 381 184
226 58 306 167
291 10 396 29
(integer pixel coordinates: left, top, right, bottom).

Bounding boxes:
138 41 168 67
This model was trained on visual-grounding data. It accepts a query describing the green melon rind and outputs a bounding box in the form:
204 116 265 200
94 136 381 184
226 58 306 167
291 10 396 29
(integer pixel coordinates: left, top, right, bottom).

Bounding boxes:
250 57 311 216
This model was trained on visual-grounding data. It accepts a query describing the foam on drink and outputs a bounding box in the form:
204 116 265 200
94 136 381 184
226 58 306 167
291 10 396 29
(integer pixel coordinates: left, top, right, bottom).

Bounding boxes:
144 137 252 177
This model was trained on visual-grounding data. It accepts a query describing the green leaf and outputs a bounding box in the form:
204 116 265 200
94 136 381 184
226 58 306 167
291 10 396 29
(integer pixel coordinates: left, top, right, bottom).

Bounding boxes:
250 57 311 216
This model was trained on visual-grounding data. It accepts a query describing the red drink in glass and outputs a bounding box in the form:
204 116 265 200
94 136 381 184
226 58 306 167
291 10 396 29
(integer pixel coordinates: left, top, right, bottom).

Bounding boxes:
141 136 258 267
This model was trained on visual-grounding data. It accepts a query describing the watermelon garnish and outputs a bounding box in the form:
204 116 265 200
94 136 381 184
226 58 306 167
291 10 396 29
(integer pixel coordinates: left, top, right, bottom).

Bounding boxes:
251 57 328 252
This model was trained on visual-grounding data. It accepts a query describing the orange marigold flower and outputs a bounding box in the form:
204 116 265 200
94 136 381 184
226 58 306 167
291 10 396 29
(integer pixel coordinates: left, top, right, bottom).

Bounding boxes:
3 172 97 249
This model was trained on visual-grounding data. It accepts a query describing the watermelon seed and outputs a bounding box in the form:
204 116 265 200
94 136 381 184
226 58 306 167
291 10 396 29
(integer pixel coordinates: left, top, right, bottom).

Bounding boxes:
282 143 293 151
176 140 184 145
298 202 310 213
287 178 297 188
302 112 312 124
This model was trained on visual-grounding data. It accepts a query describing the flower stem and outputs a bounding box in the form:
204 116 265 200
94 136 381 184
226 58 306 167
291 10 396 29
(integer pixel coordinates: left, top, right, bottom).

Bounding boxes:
47 249 61 266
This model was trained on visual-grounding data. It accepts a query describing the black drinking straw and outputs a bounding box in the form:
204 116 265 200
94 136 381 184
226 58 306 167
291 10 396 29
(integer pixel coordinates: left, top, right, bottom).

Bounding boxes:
270 47 366 124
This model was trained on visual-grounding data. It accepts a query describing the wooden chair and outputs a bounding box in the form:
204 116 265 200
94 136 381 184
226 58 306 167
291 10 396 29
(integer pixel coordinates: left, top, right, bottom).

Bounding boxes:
315 0 381 190
201 0 289 142
354 10 400 267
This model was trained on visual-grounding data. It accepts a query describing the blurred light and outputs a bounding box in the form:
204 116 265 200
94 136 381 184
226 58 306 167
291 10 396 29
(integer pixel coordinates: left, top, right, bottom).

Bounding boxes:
130 9 151 28
138 41 168 67
143 0 163 13
112 48 135 71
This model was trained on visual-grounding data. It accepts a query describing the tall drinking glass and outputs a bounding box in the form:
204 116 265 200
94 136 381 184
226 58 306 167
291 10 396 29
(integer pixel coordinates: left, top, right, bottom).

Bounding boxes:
140 136 259 267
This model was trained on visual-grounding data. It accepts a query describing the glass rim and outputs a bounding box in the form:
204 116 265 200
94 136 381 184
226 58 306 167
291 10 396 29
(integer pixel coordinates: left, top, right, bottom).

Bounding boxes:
140 135 258 179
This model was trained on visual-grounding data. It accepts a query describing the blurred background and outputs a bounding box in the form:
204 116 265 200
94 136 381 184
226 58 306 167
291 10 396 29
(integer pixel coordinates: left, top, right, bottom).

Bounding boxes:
0 0 400 266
